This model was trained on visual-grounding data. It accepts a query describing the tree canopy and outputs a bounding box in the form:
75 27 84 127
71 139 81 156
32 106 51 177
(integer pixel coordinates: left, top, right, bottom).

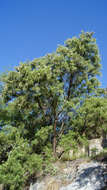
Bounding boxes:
0 31 106 190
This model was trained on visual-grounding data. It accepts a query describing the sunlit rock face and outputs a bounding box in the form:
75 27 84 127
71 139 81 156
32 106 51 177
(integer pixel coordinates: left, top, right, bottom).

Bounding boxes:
88 138 103 157
29 160 107 190
60 161 107 190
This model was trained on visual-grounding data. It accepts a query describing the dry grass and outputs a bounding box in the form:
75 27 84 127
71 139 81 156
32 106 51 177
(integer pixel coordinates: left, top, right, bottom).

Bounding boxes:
46 180 60 190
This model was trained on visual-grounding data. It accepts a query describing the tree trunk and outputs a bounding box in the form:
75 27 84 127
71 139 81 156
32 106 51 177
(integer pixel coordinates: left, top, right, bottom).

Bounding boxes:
67 74 72 100
53 119 57 157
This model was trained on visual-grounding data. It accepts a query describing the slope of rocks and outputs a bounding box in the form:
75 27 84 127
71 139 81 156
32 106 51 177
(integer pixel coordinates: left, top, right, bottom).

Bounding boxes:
29 158 107 190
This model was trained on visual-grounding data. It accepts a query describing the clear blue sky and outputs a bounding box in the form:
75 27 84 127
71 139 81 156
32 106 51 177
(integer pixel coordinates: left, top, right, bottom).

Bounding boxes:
0 0 107 87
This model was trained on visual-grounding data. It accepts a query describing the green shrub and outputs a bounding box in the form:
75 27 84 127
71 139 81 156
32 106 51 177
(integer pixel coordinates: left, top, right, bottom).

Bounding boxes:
0 130 43 190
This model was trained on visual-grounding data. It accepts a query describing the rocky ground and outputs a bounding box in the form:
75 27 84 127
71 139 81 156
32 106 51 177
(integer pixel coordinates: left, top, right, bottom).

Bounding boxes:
60 161 107 190
29 157 107 190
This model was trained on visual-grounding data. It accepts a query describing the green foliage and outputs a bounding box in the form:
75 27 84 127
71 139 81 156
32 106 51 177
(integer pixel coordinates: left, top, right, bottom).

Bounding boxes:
59 131 88 160
0 129 43 189
2 32 101 140
0 31 106 189
59 131 78 152
43 163 58 176
71 97 107 138
90 147 98 156
0 126 18 164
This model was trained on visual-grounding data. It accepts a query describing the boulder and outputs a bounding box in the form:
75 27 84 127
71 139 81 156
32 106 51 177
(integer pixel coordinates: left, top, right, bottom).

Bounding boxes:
88 138 103 156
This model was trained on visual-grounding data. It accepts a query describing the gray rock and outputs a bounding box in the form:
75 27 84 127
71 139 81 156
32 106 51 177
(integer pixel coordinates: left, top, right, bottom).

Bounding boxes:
29 161 107 190
60 162 106 190
29 182 45 190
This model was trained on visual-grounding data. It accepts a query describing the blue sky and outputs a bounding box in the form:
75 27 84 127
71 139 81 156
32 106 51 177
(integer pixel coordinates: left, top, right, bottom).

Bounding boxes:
0 0 107 87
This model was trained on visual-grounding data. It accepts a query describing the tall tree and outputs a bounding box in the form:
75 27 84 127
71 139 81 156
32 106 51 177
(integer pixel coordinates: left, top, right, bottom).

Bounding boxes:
2 32 101 156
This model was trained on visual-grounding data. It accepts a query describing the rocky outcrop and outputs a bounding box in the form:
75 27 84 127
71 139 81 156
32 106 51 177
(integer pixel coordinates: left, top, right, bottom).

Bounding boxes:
29 159 107 190
60 161 107 190
88 138 103 156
